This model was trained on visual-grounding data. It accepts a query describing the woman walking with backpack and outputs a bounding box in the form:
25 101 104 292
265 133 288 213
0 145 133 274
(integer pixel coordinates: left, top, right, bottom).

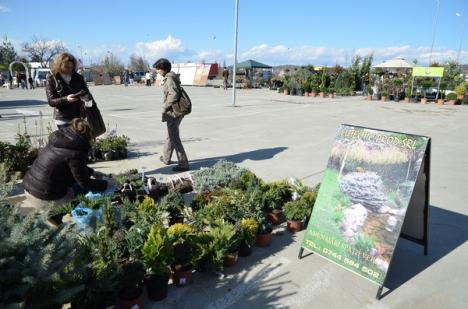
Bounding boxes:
154 58 190 172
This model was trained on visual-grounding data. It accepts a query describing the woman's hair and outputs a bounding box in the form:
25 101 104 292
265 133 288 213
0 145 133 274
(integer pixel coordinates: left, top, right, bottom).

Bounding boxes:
71 118 94 143
51 53 77 75
153 58 171 72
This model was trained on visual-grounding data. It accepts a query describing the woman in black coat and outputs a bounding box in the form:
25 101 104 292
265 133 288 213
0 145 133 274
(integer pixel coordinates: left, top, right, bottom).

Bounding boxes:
23 119 112 210
46 52 93 129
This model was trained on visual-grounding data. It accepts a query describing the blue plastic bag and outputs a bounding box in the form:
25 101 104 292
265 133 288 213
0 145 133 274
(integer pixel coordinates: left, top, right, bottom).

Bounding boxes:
71 205 103 232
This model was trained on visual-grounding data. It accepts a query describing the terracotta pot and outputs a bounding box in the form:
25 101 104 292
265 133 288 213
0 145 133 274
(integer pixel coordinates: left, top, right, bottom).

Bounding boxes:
145 274 169 301
404 97 410 103
381 96 387 102
447 100 456 105
171 265 193 287
367 95 372 101
283 90 289 95
304 92 309 97
117 286 144 309
238 241 253 257
287 220 303 233
224 251 239 267
267 209 283 225
457 94 465 100
437 99 445 105
420 98 428 104
310 92 317 97
329 93 335 98
319 92 325 98
255 232 272 247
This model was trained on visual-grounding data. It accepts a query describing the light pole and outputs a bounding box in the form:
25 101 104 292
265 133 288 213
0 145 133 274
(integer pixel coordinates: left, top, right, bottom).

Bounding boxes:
77 45 83 67
232 0 239 107
455 12 466 65
429 0 440 66
208 35 216 63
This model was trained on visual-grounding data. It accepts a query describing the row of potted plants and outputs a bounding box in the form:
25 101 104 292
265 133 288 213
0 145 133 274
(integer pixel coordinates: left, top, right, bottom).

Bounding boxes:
367 89 466 105
0 160 319 308
91 134 130 161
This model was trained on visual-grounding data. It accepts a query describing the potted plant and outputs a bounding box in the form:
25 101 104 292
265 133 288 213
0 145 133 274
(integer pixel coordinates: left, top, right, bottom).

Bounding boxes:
224 224 243 267
404 87 411 103
319 85 327 98
328 87 335 98
367 87 373 101
282 83 289 95
284 200 306 232
303 81 311 97
446 92 457 105
239 218 258 257
380 91 388 102
142 224 173 301
255 219 272 247
421 80 432 104
196 221 236 272
116 261 145 309
393 78 403 102
167 223 195 287
158 191 185 225
455 82 466 100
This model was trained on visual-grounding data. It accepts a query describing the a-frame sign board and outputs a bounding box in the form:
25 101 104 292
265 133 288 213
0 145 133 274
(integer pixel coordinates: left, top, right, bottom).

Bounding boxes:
298 125 430 300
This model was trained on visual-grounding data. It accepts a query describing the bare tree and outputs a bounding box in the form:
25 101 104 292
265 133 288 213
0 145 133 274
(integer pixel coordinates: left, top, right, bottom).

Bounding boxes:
101 54 124 77
128 54 149 72
22 36 67 68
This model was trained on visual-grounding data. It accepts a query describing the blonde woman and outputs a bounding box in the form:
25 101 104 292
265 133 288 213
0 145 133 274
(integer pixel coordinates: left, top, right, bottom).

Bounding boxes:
46 52 92 129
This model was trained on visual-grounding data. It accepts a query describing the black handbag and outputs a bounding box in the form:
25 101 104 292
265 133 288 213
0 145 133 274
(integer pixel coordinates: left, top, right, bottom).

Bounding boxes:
85 100 106 137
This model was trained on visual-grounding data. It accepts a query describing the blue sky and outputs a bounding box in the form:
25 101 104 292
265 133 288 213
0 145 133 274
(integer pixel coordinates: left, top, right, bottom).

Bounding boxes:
1 0 467 66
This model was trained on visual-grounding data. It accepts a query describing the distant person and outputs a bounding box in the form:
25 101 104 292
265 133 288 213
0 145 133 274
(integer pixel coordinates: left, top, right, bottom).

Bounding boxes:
222 68 229 90
22 118 113 211
8 71 13 89
20 72 27 89
15 71 20 87
153 58 190 172
145 71 152 86
129 71 135 85
46 52 93 129
28 76 35 89
123 69 129 87
362 73 369 96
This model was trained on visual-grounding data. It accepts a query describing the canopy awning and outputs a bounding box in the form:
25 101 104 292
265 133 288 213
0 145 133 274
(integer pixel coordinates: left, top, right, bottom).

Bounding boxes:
231 59 272 69
372 57 414 69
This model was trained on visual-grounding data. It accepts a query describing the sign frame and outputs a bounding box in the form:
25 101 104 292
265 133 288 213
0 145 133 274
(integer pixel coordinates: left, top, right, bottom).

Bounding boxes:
298 125 431 300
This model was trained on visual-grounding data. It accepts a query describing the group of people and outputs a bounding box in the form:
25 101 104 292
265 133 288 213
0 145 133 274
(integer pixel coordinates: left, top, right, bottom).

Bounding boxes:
22 53 190 212
0 71 35 89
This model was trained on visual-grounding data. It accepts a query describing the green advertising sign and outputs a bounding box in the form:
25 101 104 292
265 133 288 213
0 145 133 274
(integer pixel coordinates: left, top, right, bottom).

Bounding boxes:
412 66 444 77
301 125 429 285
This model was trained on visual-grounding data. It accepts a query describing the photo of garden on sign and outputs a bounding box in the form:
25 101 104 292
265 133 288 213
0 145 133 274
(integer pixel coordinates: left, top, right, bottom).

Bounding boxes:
301 125 429 285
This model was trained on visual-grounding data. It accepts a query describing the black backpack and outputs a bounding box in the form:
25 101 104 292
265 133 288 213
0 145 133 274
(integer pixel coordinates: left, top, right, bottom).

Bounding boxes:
172 87 192 117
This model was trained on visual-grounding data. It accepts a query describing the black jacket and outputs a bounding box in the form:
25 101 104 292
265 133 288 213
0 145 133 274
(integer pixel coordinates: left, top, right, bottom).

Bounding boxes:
23 127 107 200
46 72 91 122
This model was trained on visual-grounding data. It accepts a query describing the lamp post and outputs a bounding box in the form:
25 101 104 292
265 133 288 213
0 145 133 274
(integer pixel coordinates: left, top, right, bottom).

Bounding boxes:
232 0 239 107
455 12 466 65
77 45 83 67
429 0 440 66
208 35 216 63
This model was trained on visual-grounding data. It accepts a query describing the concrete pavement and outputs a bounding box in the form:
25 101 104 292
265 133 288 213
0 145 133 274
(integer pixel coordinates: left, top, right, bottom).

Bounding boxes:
1 85 467 308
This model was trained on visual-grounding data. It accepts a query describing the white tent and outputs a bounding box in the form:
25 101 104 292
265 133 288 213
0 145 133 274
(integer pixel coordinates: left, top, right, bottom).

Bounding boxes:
372 57 414 69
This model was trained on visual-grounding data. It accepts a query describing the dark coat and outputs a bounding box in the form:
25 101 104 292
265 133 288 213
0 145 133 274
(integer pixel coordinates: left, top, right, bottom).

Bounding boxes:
23 127 107 200
46 72 92 122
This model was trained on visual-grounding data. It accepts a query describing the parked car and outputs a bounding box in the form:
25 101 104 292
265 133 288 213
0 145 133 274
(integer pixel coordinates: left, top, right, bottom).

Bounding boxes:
132 71 146 82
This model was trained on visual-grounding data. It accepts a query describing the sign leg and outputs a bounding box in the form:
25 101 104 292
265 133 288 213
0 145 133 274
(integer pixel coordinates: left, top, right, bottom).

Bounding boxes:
376 285 384 300
298 247 304 259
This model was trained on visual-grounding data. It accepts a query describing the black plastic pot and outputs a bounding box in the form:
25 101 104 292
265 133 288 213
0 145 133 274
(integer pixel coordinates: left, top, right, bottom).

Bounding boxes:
103 151 114 161
238 241 253 257
145 274 169 301
119 148 128 159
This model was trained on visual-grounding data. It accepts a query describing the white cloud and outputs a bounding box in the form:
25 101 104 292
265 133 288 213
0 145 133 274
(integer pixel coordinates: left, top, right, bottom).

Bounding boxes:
135 35 186 60
0 5 11 12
